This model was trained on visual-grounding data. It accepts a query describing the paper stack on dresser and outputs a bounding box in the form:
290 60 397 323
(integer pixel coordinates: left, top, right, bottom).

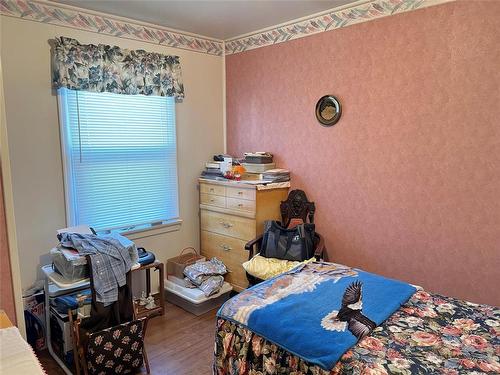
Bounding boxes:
201 161 224 179
262 169 290 182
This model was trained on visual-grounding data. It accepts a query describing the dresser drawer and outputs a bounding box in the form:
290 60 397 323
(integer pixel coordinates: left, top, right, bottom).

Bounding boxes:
226 186 256 201
224 267 248 291
200 183 225 196
200 231 248 290
226 197 255 213
201 231 247 262
200 193 225 208
200 210 256 240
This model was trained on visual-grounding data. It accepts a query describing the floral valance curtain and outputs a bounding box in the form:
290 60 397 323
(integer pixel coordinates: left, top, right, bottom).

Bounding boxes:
52 37 184 100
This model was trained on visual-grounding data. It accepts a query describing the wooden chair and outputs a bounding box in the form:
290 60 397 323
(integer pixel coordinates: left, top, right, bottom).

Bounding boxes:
69 256 150 374
244 189 326 285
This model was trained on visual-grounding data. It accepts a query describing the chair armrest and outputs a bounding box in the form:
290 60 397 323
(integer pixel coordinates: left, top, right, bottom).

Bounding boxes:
314 233 326 261
244 234 263 260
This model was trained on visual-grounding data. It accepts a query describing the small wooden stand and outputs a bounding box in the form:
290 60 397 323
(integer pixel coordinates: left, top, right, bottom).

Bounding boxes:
132 261 165 319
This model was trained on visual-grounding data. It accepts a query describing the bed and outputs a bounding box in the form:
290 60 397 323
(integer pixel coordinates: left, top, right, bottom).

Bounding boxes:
0 310 47 374
214 262 500 374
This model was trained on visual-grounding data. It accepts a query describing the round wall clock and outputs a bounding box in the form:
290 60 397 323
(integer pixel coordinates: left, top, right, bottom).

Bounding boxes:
315 95 342 127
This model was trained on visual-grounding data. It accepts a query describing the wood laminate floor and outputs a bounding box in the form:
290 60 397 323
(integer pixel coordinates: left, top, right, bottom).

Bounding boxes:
38 302 218 375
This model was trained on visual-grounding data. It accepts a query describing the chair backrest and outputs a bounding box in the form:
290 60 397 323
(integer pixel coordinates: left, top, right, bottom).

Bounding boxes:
280 189 315 228
86 318 146 374
71 255 144 375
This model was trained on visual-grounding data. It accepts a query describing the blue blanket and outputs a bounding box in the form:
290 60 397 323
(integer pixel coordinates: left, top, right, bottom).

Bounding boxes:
218 262 416 370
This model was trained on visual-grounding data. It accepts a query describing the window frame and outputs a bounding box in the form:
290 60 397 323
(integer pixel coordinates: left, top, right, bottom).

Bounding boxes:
57 88 181 235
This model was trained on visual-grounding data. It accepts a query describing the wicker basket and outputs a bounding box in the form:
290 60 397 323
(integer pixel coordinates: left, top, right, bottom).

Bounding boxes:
166 247 205 279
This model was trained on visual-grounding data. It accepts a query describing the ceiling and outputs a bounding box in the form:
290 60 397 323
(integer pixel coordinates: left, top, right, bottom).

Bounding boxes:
53 0 361 40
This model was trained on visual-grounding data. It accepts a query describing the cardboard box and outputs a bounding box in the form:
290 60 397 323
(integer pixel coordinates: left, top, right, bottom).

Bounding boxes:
23 291 46 350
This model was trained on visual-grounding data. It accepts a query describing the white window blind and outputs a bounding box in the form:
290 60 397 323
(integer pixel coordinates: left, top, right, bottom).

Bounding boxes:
58 88 179 232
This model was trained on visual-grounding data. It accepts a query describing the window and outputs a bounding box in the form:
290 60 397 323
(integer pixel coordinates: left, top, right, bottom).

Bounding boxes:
58 88 179 232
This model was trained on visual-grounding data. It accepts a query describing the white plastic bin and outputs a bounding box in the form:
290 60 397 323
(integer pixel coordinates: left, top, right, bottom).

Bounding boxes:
164 279 233 316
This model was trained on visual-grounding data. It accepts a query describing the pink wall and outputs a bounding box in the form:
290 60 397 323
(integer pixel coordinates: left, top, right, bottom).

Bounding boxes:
226 1 500 306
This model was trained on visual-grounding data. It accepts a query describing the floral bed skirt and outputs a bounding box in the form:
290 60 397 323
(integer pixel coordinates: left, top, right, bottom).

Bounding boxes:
214 291 499 374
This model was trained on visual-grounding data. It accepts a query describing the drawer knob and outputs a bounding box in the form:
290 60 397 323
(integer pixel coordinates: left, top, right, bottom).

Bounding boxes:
210 199 215 202
219 221 233 228
237 203 243 207
237 191 243 195
209 188 215 192
219 244 232 251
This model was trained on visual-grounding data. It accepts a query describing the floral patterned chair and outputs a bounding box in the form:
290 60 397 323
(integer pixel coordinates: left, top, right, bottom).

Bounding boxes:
69 256 150 375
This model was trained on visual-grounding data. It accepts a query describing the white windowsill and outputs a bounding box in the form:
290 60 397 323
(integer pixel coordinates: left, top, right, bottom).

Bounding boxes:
123 218 183 240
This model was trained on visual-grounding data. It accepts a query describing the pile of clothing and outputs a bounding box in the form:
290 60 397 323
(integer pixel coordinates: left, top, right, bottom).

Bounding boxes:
183 258 227 297
59 232 137 306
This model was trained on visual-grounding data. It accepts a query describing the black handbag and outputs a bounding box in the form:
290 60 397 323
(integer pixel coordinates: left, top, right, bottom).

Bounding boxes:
260 220 315 261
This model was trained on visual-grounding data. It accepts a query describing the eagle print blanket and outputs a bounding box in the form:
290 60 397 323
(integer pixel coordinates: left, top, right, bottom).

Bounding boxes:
217 262 416 370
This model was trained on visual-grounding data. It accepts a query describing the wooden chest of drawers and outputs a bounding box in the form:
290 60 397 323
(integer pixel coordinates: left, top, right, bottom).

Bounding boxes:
199 179 289 291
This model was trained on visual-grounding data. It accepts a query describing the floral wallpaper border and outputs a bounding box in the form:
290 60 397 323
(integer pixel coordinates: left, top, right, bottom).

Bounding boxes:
0 0 455 57
0 0 224 56
225 0 455 55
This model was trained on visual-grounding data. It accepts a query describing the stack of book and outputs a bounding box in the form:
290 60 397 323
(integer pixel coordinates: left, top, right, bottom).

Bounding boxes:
200 161 224 179
241 152 276 174
241 162 276 173
243 152 273 164
261 169 290 182
244 169 290 183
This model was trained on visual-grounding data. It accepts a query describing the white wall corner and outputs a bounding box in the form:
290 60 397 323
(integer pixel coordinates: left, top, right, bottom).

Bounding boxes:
0 56 26 337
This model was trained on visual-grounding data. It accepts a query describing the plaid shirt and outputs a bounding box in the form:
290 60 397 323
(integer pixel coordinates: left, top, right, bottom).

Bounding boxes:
59 233 134 306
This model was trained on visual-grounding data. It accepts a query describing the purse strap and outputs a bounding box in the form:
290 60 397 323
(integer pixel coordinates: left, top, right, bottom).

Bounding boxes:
296 223 305 238
283 231 295 257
